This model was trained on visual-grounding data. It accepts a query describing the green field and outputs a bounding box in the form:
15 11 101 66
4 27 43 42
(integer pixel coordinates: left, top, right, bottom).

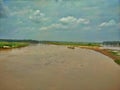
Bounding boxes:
0 42 29 49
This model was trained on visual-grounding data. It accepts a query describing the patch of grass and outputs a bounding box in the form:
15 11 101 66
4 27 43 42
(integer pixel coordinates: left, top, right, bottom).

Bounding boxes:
110 50 120 56
114 59 120 65
0 41 29 49
99 50 120 65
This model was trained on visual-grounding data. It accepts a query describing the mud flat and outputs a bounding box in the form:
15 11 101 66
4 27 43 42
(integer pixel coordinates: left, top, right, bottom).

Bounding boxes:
0 44 120 90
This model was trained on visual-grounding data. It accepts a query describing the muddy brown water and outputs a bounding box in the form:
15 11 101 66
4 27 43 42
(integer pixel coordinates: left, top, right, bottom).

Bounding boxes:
0 44 120 90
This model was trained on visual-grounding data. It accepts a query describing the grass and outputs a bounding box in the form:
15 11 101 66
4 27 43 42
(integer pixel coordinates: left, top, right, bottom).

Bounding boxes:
108 50 120 65
114 59 120 65
110 50 120 56
44 41 101 47
0 41 29 49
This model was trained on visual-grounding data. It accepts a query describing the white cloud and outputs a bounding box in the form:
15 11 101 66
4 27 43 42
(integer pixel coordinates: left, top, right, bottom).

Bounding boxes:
40 16 90 31
60 16 77 24
99 19 117 27
33 9 45 16
29 9 48 23
34 10 40 15
40 23 67 31
59 16 90 25
77 18 90 24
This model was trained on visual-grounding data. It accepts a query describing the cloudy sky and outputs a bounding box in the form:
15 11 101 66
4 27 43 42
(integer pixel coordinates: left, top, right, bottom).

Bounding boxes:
0 0 120 42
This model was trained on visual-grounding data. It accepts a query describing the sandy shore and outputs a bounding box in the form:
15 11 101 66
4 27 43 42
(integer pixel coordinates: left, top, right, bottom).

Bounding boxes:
79 46 120 61
0 44 120 90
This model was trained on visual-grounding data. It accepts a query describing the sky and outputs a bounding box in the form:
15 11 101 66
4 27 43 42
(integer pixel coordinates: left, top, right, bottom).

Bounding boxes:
0 0 120 42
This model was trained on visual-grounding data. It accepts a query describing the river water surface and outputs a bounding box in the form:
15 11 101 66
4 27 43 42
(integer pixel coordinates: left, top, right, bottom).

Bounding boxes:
0 44 120 90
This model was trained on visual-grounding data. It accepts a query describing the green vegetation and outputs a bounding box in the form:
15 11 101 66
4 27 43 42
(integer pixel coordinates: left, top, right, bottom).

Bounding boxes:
102 50 120 65
110 50 120 56
114 59 120 65
42 41 101 47
109 50 120 65
0 42 29 49
0 39 40 49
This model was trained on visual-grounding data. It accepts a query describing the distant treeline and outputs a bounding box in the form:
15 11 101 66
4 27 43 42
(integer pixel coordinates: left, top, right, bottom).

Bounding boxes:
1 39 120 47
0 39 101 46
0 39 39 44
40 41 101 46
103 41 120 47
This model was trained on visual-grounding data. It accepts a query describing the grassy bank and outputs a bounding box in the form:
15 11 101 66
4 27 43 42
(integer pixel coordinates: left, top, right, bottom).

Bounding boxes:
0 42 29 49
0 39 40 49
107 50 120 65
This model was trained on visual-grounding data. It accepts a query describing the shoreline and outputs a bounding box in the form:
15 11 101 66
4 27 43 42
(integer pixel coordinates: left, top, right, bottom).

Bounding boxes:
0 45 29 51
0 44 120 65
78 46 120 65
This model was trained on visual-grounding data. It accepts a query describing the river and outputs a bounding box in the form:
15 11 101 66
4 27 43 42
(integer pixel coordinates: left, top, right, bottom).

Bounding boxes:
0 44 120 90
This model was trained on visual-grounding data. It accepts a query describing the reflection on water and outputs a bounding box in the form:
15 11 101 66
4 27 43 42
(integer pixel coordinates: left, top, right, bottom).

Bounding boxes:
0 45 120 90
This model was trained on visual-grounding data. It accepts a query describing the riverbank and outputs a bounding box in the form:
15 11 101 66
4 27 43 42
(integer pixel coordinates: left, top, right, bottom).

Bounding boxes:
42 41 120 65
77 46 120 65
0 39 39 50
0 42 29 49
41 41 120 65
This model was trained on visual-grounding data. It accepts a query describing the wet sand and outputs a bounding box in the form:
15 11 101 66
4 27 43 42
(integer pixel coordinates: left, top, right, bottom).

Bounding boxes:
0 44 120 90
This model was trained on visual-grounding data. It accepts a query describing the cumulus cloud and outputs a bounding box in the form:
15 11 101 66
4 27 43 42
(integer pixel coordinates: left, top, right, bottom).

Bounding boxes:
77 18 90 24
29 9 49 23
59 16 90 25
99 20 117 27
40 16 90 31
60 16 77 24
40 23 67 31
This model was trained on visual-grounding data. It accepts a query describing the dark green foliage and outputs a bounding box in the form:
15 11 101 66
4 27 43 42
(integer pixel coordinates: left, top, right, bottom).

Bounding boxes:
0 39 39 44
114 59 120 65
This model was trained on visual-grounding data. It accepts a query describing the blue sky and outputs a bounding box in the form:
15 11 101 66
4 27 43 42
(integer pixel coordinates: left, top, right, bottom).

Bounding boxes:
0 0 120 42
